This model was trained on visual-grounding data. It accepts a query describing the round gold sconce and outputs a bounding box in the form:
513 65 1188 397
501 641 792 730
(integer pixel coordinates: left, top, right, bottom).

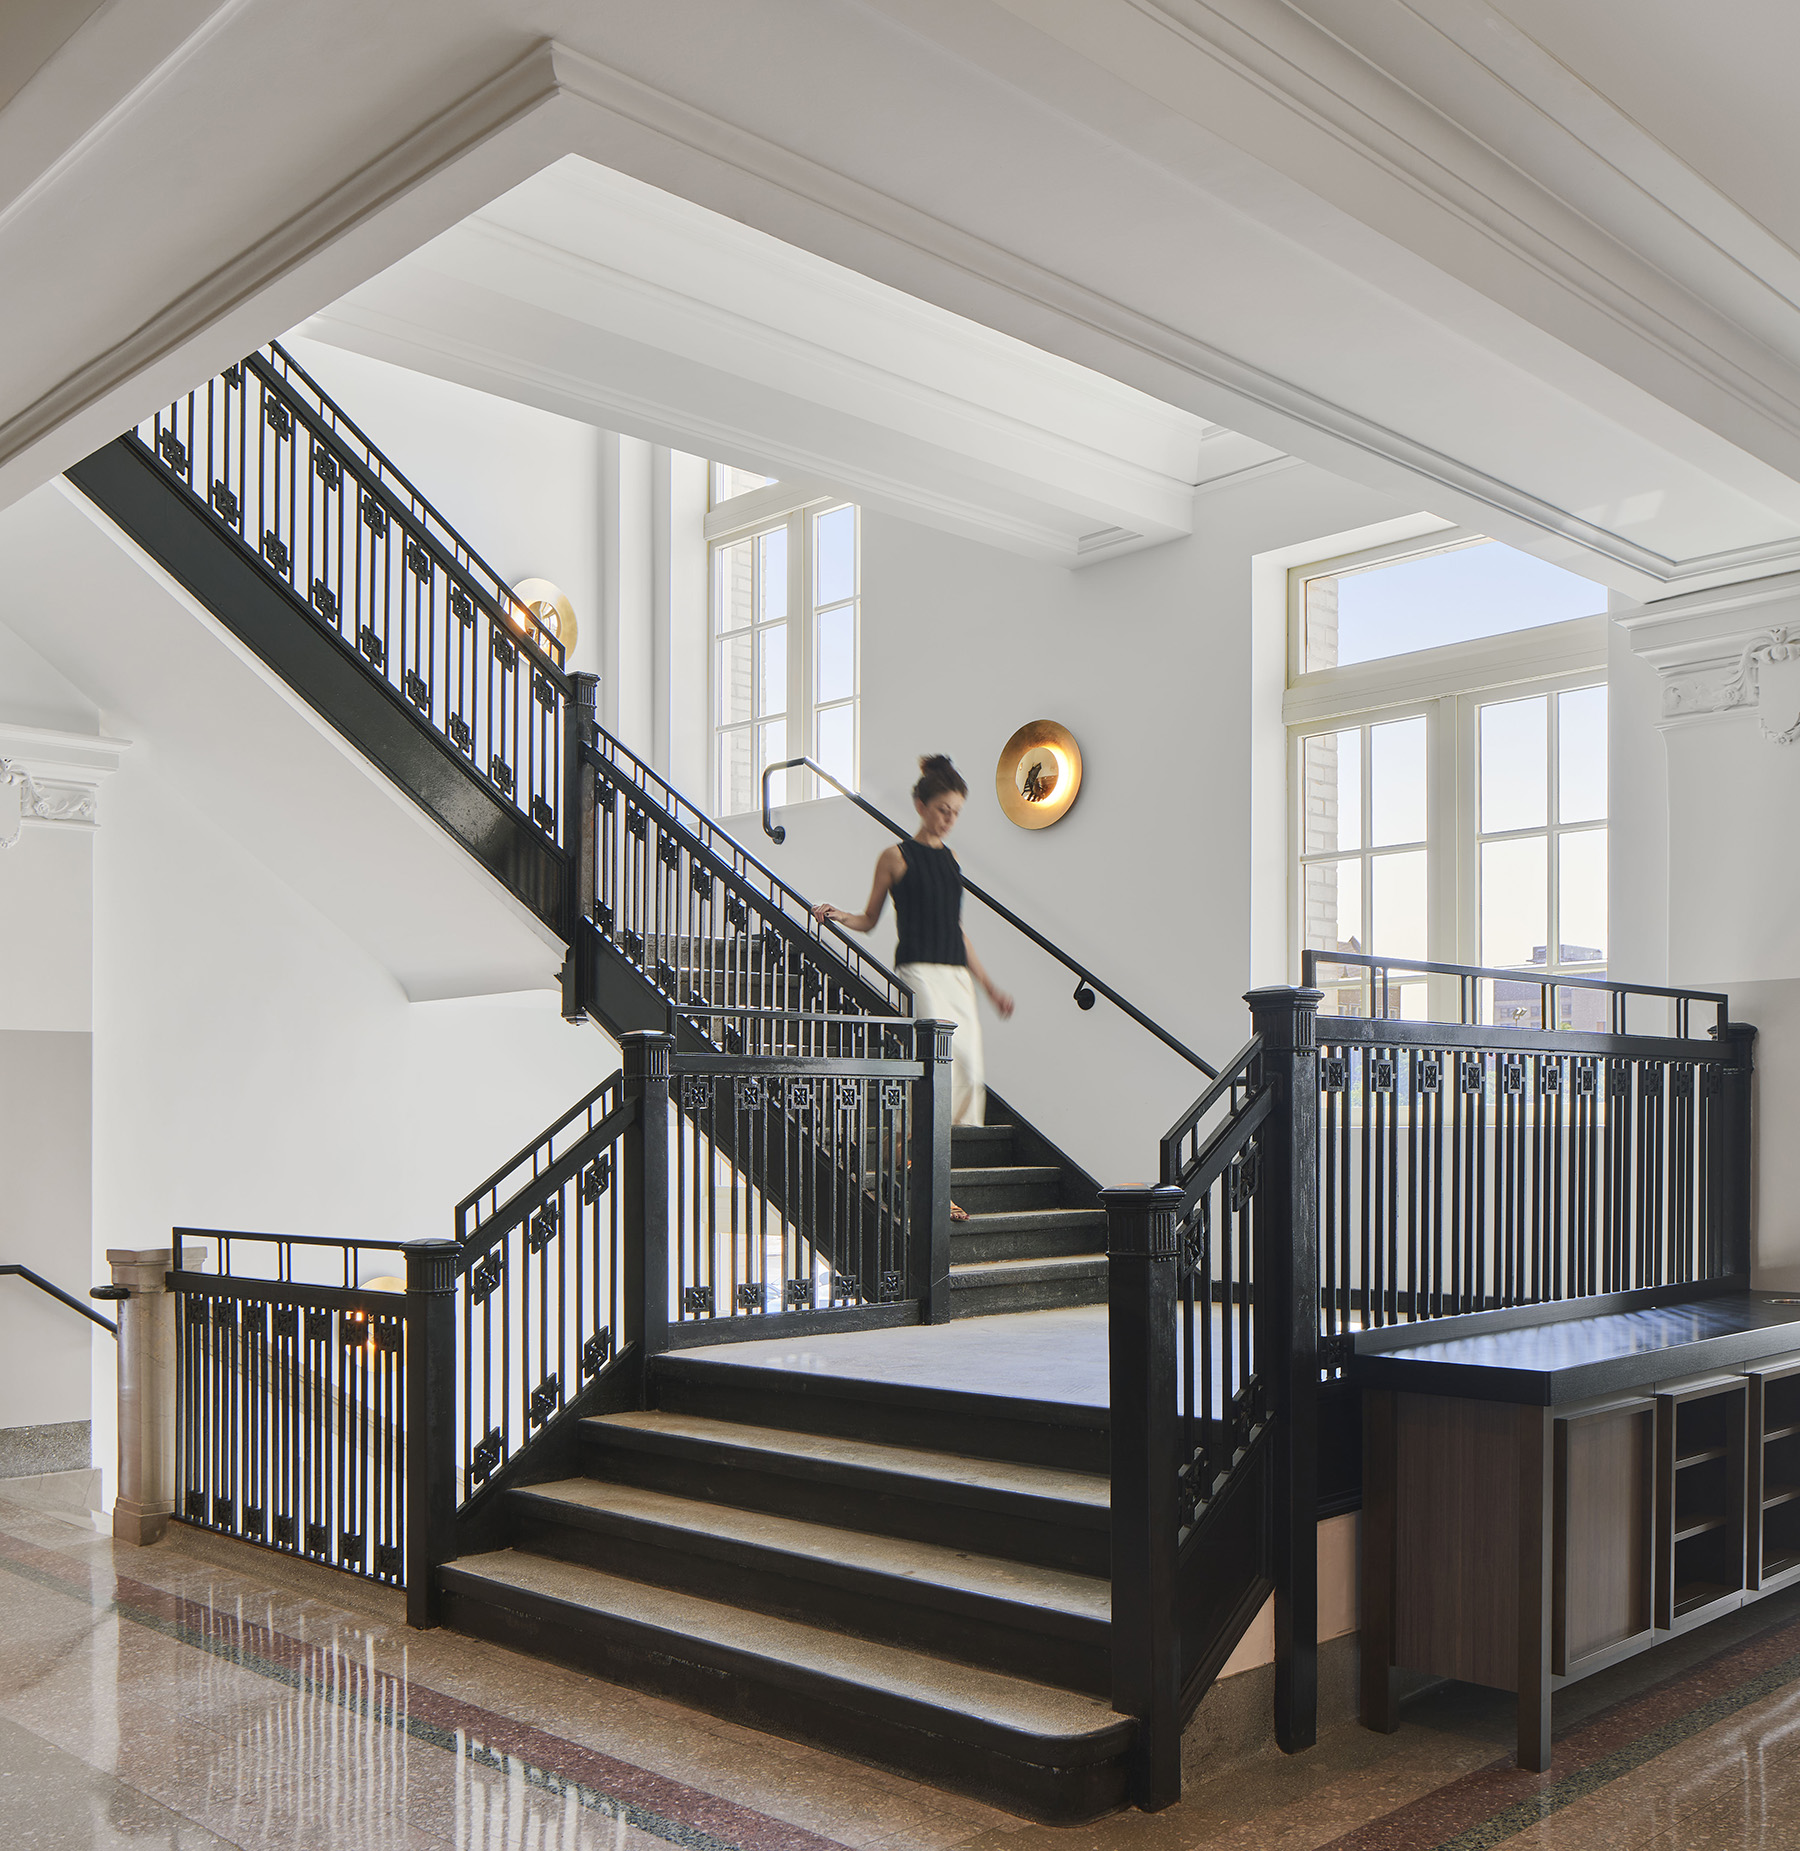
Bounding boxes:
510 578 578 656
996 721 1082 829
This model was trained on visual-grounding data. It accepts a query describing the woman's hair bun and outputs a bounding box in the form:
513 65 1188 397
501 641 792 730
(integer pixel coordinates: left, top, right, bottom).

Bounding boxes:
913 753 968 804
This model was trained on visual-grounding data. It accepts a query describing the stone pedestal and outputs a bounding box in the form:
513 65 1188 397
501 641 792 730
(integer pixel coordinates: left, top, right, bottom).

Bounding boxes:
107 1245 205 1546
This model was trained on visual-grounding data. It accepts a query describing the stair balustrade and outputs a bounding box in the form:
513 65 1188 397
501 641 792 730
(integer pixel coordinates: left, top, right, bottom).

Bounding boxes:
165 1230 412 1585
72 342 571 922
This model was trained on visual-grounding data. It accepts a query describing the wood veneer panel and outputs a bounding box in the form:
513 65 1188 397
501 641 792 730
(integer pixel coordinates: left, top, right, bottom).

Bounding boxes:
1554 1402 1653 1673
1393 1394 1521 1690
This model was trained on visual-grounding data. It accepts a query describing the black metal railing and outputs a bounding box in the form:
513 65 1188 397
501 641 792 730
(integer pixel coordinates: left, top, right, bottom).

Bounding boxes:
129 342 568 844
450 1073 632 1514
570 724 908 1032
169 1231 411 1585
1303 952 1751 1366
0 1263 118 1334
761 756 1217 1078
1107 988 1316 1810
662 1018 937 1342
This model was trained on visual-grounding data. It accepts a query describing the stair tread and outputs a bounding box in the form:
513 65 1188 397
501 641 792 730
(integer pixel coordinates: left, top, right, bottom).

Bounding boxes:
583 1410 1109 1508
951 1257 1109 1282
444 1549 1127 1746
511 1477 1109 1622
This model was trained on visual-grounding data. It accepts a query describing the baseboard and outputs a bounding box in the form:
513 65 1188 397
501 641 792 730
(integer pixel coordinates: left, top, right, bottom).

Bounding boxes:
0 1419 89 1478
1181 1632 1359 1786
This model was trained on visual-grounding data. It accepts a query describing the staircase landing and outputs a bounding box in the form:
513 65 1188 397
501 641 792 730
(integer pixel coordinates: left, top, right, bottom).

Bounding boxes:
677 1302 1108 1408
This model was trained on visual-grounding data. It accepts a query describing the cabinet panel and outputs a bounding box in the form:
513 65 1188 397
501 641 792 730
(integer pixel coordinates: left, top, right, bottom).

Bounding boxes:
1553 1400 1654 1675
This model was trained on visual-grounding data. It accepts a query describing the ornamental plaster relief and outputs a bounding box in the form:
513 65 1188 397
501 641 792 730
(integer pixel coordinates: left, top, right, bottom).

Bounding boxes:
0 723 129 845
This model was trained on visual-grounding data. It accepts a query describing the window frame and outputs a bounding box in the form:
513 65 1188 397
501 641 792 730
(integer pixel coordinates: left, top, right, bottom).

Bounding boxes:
1284 537 1608 1000
708 484 860 818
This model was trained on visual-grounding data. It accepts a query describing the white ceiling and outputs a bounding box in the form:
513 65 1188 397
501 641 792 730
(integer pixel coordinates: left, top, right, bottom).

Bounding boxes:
4 2 1800 598
299 156 1279 566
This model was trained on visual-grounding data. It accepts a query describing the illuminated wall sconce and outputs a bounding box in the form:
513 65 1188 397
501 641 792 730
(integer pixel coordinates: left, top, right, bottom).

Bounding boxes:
511 578 579 656
996 720 1083 828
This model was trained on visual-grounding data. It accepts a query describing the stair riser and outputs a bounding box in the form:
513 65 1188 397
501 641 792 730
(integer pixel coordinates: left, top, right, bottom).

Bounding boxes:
438 1574 1131 1825
582 1438 1110 1575
951 1273 1110 1319
952 1224 1106 1265
509 1505 1111 1695
951 1129 1016 1168
950 1179 1063 1214
650 1364 1109 1473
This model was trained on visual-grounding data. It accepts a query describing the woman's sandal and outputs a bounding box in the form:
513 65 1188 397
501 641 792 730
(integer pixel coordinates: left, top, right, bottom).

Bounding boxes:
950 1202 969 1223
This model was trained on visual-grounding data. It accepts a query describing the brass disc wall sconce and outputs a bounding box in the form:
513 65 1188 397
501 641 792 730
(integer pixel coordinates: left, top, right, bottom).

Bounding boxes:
510 578 578 656
996 721 1082 828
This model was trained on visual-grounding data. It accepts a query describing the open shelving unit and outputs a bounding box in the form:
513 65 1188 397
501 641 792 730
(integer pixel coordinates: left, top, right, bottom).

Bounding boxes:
1749 1358 1800 1589
1655 1374 1748 1630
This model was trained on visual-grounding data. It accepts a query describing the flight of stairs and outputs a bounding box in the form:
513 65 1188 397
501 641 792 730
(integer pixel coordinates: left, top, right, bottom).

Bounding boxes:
438 1347 1128 1822
948 1114 1108 1317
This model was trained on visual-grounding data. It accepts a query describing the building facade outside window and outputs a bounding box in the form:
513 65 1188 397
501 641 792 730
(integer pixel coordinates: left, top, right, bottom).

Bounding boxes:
709 469 859 818
1286 530 1609 1025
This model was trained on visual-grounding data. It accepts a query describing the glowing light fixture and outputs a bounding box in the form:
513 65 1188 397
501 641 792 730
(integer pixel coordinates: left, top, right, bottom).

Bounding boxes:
510 578 578 655
996 721 1082 829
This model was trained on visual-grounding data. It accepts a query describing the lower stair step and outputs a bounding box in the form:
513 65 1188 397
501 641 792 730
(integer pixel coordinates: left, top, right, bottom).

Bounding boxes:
950 1256 1108 1317
439 1549 1134 1823
508 1476 1111 1692
581 1411 1109 1573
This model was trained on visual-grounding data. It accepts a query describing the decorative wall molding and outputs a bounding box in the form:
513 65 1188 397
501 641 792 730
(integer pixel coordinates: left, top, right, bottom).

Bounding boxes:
0 723 130 841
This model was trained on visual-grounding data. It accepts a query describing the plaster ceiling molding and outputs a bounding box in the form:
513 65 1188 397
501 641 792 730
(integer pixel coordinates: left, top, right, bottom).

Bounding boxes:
10 10 1800 598
1616 567 1800 729
0 719 129 842
300 154 1277 566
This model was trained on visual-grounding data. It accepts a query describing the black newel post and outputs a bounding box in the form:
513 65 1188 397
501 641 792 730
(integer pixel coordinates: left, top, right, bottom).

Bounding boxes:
1714 1018 1757 1282
561 671 600 1024
1105 1181 1185 1811
404 1237 461 1630
909 1020 955 1323
622 1030 673 1370
1245 985 1323 1754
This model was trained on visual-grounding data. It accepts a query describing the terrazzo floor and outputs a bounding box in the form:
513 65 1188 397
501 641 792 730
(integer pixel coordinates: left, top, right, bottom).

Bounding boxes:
6 1469 1800 1850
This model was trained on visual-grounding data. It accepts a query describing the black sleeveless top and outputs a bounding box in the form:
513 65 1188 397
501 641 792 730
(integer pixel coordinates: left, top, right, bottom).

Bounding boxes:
892 839 965 967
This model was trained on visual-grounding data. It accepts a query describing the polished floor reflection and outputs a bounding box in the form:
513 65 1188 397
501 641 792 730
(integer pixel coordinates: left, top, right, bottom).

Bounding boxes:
6 1470 1800 1849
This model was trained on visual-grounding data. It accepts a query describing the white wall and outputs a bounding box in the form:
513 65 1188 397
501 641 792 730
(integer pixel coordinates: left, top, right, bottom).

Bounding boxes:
762 464 1409 1184
0 628 100 1444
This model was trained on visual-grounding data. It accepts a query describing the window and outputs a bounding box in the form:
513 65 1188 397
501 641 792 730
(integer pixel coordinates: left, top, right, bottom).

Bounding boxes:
1288 532 1608 1022
710 481 859 817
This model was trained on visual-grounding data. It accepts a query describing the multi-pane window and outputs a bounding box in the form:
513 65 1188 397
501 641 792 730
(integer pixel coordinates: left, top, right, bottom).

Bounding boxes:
1289 532 1608 1022
1299 713 1430 1012
710 487 859 817
1476 685 1608 1027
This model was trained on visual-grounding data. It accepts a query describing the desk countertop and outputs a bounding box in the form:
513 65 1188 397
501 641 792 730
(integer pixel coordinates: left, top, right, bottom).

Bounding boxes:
1347 1293 1800 1404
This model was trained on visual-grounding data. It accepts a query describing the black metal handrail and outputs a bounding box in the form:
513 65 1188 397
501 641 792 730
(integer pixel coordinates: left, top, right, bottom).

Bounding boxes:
0 1264 117 1335
1304 948 1730 1038
130 342 568 845
761 756 1218 1079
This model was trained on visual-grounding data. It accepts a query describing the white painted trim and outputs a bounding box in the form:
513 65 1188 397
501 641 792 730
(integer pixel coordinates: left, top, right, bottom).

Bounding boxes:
1283 618 1609 727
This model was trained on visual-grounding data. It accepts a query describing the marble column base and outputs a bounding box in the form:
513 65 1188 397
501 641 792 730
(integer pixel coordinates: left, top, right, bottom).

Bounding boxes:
112 1496 171 1546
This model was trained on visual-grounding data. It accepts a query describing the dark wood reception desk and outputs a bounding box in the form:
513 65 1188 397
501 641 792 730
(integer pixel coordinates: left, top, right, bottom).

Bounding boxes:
1352 1291 1800 1768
